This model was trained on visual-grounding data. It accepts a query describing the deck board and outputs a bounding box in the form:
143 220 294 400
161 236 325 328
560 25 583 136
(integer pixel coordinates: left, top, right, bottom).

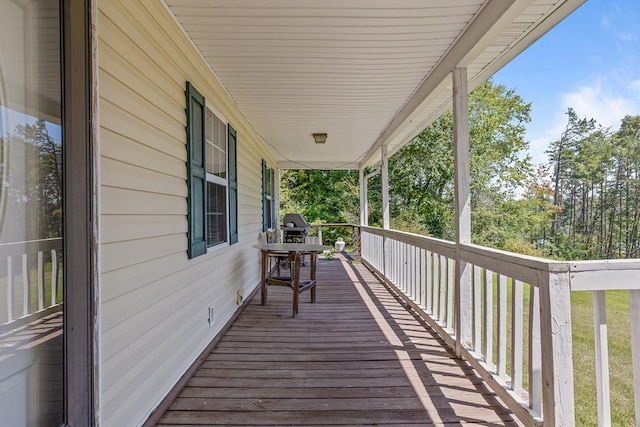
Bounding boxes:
155 254 520 426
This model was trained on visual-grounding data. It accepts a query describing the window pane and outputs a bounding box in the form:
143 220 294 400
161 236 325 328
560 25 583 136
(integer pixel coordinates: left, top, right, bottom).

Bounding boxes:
0 0 64 425
205 109 226 179
207 182 227 246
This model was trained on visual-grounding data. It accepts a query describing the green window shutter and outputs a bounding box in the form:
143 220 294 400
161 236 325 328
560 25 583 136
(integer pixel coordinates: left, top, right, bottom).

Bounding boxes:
228 125 238 244
186 82 207 258
262 159 268 232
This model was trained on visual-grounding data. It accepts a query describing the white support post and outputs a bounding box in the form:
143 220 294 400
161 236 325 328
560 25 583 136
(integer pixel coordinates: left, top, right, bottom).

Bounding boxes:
275 168 281 241
360 168 366 226
381 146 390 229
630 290 640 427
453 66 472 354
362 167 380 227
540 267 575 427
593 291 611 426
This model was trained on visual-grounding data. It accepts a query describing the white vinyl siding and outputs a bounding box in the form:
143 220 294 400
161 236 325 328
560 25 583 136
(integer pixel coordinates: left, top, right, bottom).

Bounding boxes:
97 1 277 426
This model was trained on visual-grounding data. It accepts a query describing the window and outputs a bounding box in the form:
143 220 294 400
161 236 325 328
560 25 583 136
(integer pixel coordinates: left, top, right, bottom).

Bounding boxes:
186 82 238 258
206 109 227 247
262 160 275 231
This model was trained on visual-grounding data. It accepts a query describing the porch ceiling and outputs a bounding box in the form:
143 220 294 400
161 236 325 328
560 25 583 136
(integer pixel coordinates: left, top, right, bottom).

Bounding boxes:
164 0 585 170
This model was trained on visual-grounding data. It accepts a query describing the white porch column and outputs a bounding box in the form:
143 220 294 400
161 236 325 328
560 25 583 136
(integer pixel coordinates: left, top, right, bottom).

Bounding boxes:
275 167 281 231
359 168 366 226
453 67 472 354
381 146 390 229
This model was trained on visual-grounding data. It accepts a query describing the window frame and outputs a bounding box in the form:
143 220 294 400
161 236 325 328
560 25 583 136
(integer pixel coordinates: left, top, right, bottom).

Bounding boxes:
262 159 275 232
186 82 238 258
204 106 230 251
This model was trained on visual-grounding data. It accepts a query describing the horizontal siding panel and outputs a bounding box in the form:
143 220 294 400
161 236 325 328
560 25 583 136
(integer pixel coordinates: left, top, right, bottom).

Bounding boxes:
101 186 186 216
100 128 185 179
102 214 186 244
101 157 186 197
102 298 225 424
100 99 185 161
98 37 183 123
99 70 183 141
101 252 187 303
98 4 186 97
102 234 185 273
101 257 252 385
98 15 182 103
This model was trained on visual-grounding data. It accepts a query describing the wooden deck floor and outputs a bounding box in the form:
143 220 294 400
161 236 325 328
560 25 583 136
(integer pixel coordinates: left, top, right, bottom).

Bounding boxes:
155 254 521 426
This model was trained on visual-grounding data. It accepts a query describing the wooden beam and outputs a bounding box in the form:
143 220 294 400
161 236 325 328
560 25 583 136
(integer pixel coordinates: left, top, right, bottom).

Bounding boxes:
539 269 575 427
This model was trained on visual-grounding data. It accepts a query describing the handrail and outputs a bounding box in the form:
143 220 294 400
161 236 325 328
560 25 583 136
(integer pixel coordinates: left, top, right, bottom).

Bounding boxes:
1 237 63 326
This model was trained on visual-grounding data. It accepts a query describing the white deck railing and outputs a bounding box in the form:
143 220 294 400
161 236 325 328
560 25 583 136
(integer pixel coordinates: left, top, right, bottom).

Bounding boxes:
357 225 640 427
0 238 63 331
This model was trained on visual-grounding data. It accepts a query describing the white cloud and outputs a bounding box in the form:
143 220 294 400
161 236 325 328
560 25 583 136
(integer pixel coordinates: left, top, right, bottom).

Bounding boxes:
561 80 640 130
525 77 640 165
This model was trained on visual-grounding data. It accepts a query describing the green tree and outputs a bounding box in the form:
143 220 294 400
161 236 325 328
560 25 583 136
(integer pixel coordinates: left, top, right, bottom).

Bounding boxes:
1 119 62 240
389 80 535 248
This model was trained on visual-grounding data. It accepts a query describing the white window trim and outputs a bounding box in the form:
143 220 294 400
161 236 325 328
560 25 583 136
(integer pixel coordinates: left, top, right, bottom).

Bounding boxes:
205 105 230 252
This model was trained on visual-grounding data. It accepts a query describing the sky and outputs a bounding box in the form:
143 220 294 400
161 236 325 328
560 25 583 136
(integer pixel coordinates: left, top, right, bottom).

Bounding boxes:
492 0 640 166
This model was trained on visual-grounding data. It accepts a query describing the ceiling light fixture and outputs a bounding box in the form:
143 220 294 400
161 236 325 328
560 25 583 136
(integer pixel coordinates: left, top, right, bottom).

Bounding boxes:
312 133 327 144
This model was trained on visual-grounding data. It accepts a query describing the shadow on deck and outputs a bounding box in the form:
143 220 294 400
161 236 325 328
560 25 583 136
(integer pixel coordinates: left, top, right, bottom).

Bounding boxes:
155 254 520 426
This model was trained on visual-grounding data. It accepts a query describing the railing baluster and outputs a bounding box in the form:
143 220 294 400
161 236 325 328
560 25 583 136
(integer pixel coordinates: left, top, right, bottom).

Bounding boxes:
51 249 59 306
22 253 29 317
447 257 454 330
631 290 640 427
497 274 508 380
511 279 523 396
404 243 409 295
473 265 481 352
411 245 421 303
7 256 13 322
419 248 426 308
403 242 408 293
529 284 542 415
483 268 493 371
593 290 611 427
439 256 447 324
391 240 396 284
38 250 45 311
433 254 441 320
424 250 431 313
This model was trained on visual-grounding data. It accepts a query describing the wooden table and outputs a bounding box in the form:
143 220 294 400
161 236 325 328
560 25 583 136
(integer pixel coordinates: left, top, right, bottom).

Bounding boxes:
254 243 329 317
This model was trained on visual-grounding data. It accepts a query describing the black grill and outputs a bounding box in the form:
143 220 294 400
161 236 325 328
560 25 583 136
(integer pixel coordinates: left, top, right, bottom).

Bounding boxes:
281 213 311 243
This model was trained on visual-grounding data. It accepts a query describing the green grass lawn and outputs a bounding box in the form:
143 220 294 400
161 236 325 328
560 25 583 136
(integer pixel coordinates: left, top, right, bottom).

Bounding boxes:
365 236 634 424
571 291 634 426
478 276 634 425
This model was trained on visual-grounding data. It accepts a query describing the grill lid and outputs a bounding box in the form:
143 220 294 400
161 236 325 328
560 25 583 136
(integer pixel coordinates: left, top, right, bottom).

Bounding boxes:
282 213 311 230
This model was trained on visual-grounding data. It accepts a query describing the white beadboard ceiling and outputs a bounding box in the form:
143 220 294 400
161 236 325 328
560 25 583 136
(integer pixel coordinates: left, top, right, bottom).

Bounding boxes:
164 0 585 170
